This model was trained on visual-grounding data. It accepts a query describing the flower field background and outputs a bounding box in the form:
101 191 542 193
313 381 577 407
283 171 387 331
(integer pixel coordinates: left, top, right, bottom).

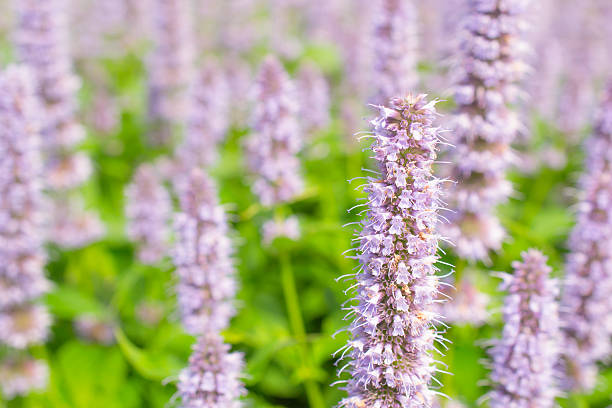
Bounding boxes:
0 0 611 407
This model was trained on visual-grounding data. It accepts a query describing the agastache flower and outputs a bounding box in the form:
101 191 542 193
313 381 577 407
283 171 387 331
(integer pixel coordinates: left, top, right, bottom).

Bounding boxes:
175 61 230 173
337 94 446 408
262 216 300 245
443 0 530 261
0 65 50 397
177 332 246 408
436 277 489 327
553 0 608 138
487 249 559 408
336 0 374 102
88 87 120 134
147 0 195 144
296 62 330 134
371 0 419 104
0 357 49 399
48 197 105 249
14 0 104 248
224 57 252 128
69 0 128 59
74 315 115 345
173 169 246 406
125 164 171 265
559 83 612 391
173 169 238 335
246 56 304 206
14 0 91 189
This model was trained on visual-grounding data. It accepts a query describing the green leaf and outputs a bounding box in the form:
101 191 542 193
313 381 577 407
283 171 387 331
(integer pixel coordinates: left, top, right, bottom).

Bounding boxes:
115 328 183 381
45 286 108 319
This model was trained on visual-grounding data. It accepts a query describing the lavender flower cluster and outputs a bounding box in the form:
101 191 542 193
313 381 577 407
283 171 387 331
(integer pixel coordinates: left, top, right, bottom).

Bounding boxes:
246 56 304 206
14 0 90 190
338 94 445 408
173 169 238 335
173 169 245 406
372 0 418 104
262 216 300 245
437 277 489 327
487 249 559 408
176 62 230 172
444 0 530 261
125 164 171 265
559 83 612 391
296 63 330 134
177 333 246 408
14 0 104 248
147 0 195 143
0 66 51 397
0 357 49 399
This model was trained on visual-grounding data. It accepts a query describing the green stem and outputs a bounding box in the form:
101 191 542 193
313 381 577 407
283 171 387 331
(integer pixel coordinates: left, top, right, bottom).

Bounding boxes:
279 251 325 408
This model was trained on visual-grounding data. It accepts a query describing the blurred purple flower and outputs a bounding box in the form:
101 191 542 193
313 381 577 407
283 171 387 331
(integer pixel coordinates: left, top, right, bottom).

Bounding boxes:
0 357 48 399
0 304 51 350
88 87 120 134
147 0 195 144
125 164 171 265
487 249 559 408
177 333 246 408
246 56 304 206
175 61 230 173
297 63 330 134
339 0 374 102
553 1 609 137
443 0 530 261
338 94 446 408
14 0 104 249
48 196 105 249
559 83 612 391
372 0 418 104
173 169 246 406
173 169 238 335
223 58 252 128
74 315 115 345
0 66 50 310
262 216 300 245
14 0 92 190
0 66 51 356
437 277 490 327
69 0 129 59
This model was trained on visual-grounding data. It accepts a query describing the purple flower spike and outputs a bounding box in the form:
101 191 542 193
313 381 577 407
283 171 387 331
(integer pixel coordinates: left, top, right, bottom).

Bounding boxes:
487 249 559 408
246 56 304 206
15 0 104 248
173 169 238 335
0 65 50 397
444 0 531 261
176 61 230 173
173 169 246 406
14 0 91 190
262 216 300 245
338 94 446 408
296 63 330 134
372 0 419 104
177 333 246 408
0 357 48 399
125 164 171 265
147 0 195 144
48 197 105 249
559 83 612 391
